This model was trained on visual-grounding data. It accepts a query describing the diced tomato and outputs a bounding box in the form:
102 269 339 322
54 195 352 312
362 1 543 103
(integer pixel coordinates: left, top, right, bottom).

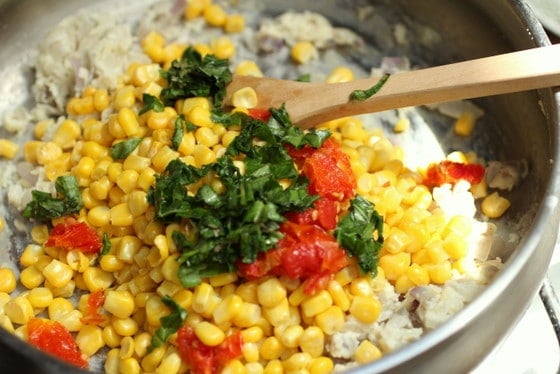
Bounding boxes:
238 221 350 295
247 108 271 122
176 326 243 374
424 160 485 188
27 318 87 368
80 290 106 325
285 197 338 230
45 220 102 254
289 137 356 201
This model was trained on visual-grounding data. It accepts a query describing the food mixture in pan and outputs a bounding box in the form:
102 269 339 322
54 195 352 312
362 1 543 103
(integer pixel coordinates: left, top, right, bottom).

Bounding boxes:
0 0 523 372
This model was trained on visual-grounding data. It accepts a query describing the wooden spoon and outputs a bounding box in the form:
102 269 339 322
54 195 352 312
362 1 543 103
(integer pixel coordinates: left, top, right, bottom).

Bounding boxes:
223 44 560 128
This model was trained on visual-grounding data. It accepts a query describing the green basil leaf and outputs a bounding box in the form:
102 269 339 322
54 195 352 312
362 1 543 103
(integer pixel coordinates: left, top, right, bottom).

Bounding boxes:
110 138 143 160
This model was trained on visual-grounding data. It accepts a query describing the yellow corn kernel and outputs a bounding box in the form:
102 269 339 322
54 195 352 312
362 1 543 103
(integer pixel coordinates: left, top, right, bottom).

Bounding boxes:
81 141 109 160
184 0 205 20
114 85 137 110
83 267 114 291
379 252 410 281
235 60 263 77
0 315 14 333
310 357 334 374
231 86 258 109
335 265 359 286
26 287 53 309
187 105 214 127
257 278 287 308
131 63 160 87
195 126 220 148
192 282 220 315
224 14 245 33
104 290 135 319
323 281 349 312
211 36 236 59
0 139 19 159
47 297 74 321
393 116 410 133
349 295 382 324
326 66 354 83
263 359 283 374
426 261 453 284
115 169 139 194
241 326 264 344
117 107 141 137
354 340 382 364
65 250 90 273
481 192 511 218
394 274 416 294
279 325 304 348
35 141 63 165
101 325 121 348
4 296 34 325
182 97 211 116
0 267 16 293
262 298 290 327
194 321 225 346
20 266 44 289
110 203 134 227
259 336 284 360
299 326 325 357
112 317 139 337
204 4 227 27
232 302 261 328
118 357 141 374
42 259 73 288
86 205 110 227
454 111 476 136
141 347 166 373
72 156 95 179
443 233 468 260
192 144 216 167
152 145 179 172
291 41 317 64
76 325 104 356
212 294 243 325
283 352 313 371
155 350 181 374
406 263 430 286
471 180 488 199
301 290 333 318
315 305 345 335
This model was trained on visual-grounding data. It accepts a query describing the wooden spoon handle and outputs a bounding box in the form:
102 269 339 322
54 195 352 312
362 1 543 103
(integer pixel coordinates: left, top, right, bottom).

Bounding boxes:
225 44 560 128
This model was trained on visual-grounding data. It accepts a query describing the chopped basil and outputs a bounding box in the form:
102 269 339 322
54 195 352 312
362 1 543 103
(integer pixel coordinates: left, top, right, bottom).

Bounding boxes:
23 175 83 221
171 115 195 150
335 195 384 275
109 138 143 160
101 233 111 255
349 73 390 101
148 111 328 288
297 73 311 82
150 295 187 349
160 47 232 108
139 93 165 115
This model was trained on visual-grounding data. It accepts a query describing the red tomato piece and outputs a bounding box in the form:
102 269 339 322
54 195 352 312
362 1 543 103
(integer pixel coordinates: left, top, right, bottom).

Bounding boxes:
27 318 88 368
80 290 106 325
285 197 338 231
247 108 271 122
302 138 356 201
177 326 243 374
238 221 349 295
425 160 485 188
45 220 102 254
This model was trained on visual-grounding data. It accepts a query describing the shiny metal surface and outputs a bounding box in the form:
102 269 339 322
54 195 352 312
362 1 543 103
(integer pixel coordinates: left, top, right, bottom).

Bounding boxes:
0 0 559 373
